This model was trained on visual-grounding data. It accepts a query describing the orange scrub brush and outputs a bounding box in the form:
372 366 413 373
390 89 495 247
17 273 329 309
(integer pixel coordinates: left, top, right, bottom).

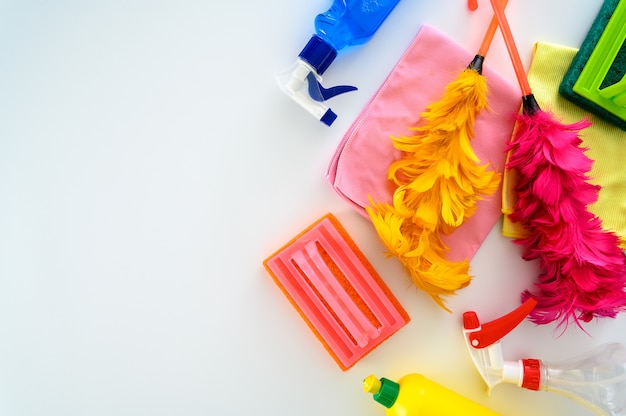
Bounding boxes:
263 213 409 371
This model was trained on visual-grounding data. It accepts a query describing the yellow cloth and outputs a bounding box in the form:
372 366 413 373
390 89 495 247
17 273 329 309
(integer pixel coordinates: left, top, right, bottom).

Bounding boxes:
502 42 626 248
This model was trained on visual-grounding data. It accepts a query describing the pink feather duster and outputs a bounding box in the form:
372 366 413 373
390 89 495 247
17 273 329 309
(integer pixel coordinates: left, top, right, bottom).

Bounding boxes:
490 0 626 328
507 104 626 327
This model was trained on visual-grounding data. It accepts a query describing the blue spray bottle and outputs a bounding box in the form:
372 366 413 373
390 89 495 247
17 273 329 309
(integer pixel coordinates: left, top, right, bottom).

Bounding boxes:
277 0 402 126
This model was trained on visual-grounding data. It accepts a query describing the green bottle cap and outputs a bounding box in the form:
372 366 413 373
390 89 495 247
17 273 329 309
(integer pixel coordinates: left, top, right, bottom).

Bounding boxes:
364 375 399 408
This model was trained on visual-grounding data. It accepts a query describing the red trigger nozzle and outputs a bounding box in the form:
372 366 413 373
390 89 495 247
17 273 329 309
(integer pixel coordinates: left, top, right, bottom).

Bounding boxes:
464 298 537 349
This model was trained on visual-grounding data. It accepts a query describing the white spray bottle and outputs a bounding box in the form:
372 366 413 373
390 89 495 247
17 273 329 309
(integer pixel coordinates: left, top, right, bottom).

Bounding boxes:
463 298 626 415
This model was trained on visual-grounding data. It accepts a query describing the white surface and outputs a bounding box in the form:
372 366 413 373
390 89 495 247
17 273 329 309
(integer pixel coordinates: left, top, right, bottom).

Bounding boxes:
1 1 624 415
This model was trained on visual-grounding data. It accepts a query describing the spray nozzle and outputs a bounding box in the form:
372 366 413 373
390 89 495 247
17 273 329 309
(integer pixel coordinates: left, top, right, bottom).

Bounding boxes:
464 298 537 349
276 36 357 126
462 298 537 393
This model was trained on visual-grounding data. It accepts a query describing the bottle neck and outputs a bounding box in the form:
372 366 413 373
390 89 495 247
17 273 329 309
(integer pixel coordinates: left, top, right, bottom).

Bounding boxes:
298 35 337 75
502 359 546 391
521 359 542 391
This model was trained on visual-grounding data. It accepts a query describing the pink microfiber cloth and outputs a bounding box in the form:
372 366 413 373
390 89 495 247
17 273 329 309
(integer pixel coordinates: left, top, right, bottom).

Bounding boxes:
326 24 520 263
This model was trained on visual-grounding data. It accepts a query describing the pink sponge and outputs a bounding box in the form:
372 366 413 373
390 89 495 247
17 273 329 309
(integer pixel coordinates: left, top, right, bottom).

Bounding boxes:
263 213 410 371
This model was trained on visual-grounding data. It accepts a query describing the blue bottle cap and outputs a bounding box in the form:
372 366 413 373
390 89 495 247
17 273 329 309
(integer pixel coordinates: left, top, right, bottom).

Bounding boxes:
299 35 337 75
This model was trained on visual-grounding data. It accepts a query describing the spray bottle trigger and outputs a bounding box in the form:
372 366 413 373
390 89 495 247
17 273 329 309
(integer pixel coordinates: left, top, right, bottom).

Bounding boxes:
465 298 537 349
307 73 357 102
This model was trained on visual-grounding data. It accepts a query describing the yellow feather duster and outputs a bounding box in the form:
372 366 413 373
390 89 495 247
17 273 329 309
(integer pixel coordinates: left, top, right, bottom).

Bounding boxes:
367 67 501 310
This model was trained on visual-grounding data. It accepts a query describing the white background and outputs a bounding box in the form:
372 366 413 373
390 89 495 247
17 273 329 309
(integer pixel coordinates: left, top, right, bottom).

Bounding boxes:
1 0 624 415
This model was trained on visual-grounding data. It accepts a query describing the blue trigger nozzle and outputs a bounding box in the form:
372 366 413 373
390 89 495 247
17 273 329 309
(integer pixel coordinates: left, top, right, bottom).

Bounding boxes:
306 73 357 102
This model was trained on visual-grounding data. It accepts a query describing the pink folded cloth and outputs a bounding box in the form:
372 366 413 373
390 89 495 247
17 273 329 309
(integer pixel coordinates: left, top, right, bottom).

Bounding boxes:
326 24 520 262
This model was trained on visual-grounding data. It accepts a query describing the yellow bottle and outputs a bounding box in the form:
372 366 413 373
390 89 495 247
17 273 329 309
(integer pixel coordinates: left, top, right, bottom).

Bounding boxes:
363 374 500 416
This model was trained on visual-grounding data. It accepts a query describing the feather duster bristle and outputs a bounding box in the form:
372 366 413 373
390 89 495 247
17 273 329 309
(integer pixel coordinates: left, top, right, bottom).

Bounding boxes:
508 109 626 328
366 68 500 309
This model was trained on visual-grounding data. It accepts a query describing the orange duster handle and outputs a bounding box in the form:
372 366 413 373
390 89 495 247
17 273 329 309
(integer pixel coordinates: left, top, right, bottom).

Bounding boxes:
488 0 533 96
477 0 509 58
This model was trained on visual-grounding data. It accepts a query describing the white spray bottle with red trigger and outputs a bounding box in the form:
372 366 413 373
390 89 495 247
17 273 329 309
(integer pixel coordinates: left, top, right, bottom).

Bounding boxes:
463 298 626 416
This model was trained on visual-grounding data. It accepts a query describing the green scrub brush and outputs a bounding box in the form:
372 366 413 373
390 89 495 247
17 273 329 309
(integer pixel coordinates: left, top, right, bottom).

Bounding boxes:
559 0 626 131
